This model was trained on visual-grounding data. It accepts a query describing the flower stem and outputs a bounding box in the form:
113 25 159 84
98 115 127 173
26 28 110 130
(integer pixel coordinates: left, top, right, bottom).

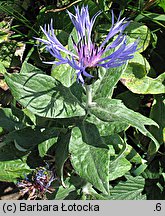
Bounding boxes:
85 85 93 109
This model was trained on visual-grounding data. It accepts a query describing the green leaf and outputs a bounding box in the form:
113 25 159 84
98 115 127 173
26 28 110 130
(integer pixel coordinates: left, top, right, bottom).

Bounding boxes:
148 94 165 153
103 134 126 156
109 157 132 181
135 12 165 25
132 164 148 176
145 179 163 200
122 52 150 77
93 64 127 99
0 126 62 161
126 21 150 52
54 184 77 200
150 94 165 144
23 108 36 125
68 28 79 55
159 0 165 12
104 134 143 165
116 91 141 111
109 175 146 200
0 141 27 161
0 62 7 74
125 144 143 164
5 70 85 118
121 72 165 94
104 133 143 180
47 177 77 200
87 115 129 136
20 62 44 74
103 134 132 180
144 13 165 22
0 21 10 43
51 57 75 87
90 98 159 155
47 174 86 200
0 108 25 131
0 158 31 182
0 41 17 68
97 0 106 10
4 126 62 151
69 123 110 194
51 21 74 84
120 53 165 94
55 130 71 184
38 137 57 158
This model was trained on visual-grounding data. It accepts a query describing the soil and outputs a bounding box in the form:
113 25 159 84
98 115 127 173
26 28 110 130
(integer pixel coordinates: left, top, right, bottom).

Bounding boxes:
0 181 21 200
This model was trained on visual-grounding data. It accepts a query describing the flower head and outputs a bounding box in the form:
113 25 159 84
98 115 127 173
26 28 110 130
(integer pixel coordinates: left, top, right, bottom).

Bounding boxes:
17 167 55 199
36 6 138 84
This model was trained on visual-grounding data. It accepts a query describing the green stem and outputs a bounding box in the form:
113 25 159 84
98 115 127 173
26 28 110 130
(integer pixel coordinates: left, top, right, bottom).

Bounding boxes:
85 85 93 109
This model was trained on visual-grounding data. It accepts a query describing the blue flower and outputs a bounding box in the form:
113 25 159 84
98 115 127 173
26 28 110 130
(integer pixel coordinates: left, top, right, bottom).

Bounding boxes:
17 167 55 199
35 6 138 84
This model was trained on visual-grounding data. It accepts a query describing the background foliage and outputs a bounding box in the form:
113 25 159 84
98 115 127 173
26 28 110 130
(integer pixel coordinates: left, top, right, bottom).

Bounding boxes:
0 0 165 200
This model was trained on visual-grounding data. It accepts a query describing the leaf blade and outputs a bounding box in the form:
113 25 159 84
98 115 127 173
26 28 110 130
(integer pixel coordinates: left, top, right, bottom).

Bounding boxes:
69 123 110 194
90 98 159 155
5 70 85 118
